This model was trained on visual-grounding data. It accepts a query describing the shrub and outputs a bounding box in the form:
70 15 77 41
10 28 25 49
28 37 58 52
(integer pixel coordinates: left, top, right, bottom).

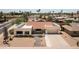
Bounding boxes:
15 18 25 25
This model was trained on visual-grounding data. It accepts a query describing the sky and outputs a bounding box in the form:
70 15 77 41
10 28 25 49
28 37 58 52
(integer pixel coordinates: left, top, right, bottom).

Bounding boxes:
0 0 79 13
0 9 79 13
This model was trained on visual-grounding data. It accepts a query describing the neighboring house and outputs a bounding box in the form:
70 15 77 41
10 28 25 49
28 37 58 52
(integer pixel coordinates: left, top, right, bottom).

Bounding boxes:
62 23 79 37
65 18 75 21
55 16 67 25
13 22 61 36
55 17 67 21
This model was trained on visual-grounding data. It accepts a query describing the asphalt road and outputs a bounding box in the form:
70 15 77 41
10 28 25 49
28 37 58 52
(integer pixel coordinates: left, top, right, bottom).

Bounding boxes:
0 18 16 33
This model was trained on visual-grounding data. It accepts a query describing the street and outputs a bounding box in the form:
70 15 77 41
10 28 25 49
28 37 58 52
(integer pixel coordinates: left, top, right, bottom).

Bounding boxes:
0 18 16 33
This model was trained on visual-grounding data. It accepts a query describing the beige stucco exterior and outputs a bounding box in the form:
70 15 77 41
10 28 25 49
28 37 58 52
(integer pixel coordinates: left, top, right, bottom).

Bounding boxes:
14 28 32 36
9 22 61 36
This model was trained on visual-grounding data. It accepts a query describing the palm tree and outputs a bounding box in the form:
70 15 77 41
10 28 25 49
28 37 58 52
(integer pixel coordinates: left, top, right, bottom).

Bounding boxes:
4 15 7 21
19 10 21 13
36 9 41 20
0 11 3 16
52 11 54 15
29 11 32 15
19 10 22 15
37 9 41 13
23 12 28 22
0 11 3 21
0 14 2 21
10 12 14 16
49 11 51 15
71 12 74 18
58 10 63 17
77 11 79 21
47 16 52 22
60 10 63 16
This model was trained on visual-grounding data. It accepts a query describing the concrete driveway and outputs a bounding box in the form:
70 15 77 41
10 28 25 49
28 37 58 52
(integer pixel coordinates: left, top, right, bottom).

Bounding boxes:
45 34 70 48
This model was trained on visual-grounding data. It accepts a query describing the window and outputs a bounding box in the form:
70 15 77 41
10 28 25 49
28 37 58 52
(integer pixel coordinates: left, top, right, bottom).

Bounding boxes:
73 31 79 35
33 29 43 34
25 31 29 34
35 29 41 31
16 31 23 34
73 31 77 34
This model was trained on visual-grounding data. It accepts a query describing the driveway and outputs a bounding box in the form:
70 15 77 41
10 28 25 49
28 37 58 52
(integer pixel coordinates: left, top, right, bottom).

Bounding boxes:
45 34 70 48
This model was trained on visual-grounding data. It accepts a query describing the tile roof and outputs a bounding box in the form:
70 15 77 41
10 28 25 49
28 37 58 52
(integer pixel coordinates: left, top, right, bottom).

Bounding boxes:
27 22 53 29
63 23 79 31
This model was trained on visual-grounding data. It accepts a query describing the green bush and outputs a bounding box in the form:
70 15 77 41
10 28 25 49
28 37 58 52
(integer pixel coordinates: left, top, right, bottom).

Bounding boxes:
64 20 73 25
15 18 26 25
47 16 52 21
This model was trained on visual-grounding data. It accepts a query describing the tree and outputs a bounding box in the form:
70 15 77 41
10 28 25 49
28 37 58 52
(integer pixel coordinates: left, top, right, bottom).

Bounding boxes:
0 15 2 20
36 9 41 20
0 11 3 20
10 12 14 16
39 14 42 18
61 10 63 13
64 20 73 25
47 16 52 21
15 18 21 24
3 16 7 21
58 10 63 16
19 10 21 13
77 11 79 14
0 11 3 16
77 11 79 21
23 12 28 22
60 10 63 16
29 11 32 15
52 11 54 15
15 18 26 25
37 9 41 13
71 12 74 17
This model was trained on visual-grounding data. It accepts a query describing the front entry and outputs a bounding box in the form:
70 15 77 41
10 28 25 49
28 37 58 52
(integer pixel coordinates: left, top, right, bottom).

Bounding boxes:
32 29 44 34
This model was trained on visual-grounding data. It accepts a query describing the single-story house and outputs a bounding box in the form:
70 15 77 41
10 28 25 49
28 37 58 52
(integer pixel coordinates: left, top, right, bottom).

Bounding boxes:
13 22 61 36
62 23 79 37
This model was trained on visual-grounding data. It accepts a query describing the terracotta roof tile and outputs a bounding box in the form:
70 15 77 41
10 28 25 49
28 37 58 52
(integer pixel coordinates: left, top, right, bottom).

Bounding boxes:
27 22 52 29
